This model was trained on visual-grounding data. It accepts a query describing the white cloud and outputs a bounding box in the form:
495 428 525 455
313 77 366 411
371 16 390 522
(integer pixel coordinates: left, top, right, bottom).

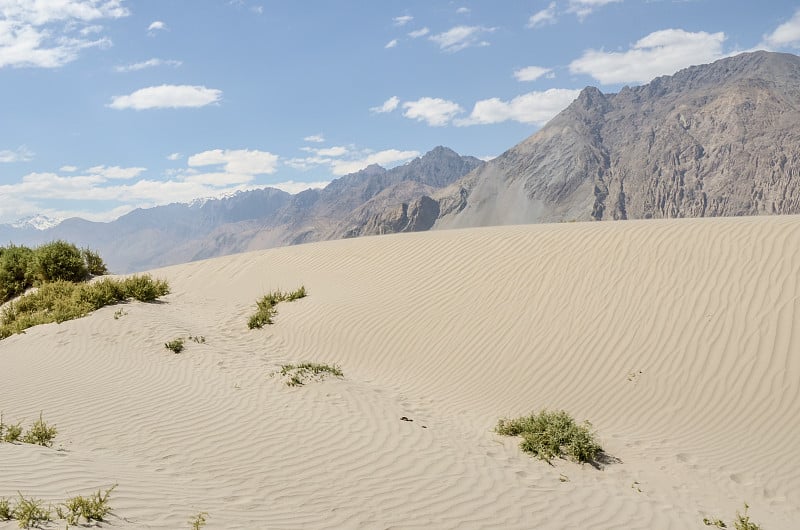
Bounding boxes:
0 146 34 163
762 9 800 49
456 7 471 14
330 149 420 175
385 39 399 49
527 2 557 28
80 24 103 35
304 134 325 143
394 15 413 26
567 0 623 20
315 146 349 157
513 65 552 82
147 20 166 32
429 25 495 52
60 165 78 172
455 88 581 126
251 5 264 15
569 29 726 84
108 85 223 110
402 97 463 126
188 149 279 175
86 165 146 179
167 152 182 161
408 27 430 38
370 96 400 113
114 58 182 72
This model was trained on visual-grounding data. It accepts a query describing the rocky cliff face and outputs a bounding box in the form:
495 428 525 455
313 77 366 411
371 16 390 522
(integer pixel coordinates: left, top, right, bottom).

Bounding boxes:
436 51 800 228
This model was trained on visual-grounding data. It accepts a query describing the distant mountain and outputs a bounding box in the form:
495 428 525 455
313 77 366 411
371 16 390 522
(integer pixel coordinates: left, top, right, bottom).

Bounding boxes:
0 147 482 272
11 214 62 231
431 51 800 227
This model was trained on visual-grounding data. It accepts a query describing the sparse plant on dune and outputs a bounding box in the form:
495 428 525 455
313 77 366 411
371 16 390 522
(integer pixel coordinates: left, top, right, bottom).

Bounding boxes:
189 511 208 529
0 497 11 520
2 415 23 443
188 335 206 344
62 484 116 526
12 494 51 529
248 286 307 329
496 409 603 464
704 503 762 530
277 362 343 386
165 338 185 354
21 412 57 447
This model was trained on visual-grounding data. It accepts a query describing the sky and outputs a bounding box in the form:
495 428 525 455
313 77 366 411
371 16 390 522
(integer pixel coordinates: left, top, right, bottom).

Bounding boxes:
1 0 799 225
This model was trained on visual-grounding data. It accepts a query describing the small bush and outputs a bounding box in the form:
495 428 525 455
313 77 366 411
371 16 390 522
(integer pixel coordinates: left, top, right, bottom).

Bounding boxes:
13 494 51 529
63 485 116 525
278 363 343 386
32 240 88 283
189 511 208 529
21 413 57 447
248 286 307 329
121 275 170 302
496 410 602 464
3 422 22 443
165 338 185 354
0 497 11 520
0 245 36 303
188 335 206 344
704 516 727 527
81 247 108 276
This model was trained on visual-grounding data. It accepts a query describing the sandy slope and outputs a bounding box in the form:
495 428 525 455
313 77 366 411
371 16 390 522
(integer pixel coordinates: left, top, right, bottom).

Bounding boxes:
1 215 799 529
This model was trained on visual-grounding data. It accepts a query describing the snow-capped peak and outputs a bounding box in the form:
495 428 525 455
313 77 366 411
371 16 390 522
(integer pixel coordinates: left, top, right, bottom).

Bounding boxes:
11 214 62 230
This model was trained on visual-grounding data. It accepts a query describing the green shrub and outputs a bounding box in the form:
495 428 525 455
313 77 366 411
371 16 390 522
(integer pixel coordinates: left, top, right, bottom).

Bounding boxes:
165 338 185 354
278 363 343 386
21 413 57 447
0 245 36 303
62 485 116 525
704 516 727 527
248 286 307 329
0 275 169 339
0 497 11 520
32 240 88 283
189 511 208 529
13 495 51 529
81 247 108 276
121 275 170 302
496 410 602 464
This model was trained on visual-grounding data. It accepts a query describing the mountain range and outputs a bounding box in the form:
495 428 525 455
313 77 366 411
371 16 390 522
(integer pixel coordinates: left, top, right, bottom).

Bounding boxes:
3 51 799 272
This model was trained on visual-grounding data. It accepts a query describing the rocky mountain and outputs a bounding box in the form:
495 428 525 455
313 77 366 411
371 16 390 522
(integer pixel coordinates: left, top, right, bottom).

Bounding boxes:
431 51 800 228
0 147 482 272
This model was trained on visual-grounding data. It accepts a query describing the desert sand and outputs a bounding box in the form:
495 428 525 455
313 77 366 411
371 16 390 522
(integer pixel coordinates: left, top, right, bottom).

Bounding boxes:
1 215 799 529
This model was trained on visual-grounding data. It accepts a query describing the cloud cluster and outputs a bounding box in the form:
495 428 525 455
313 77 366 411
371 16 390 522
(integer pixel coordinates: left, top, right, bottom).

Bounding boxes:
513 66 553 82
114 58 182 72
527 2 557 29
0 146 34 163
108 85 223 109
570 28 726 84
429 25 494 53
567 0 622 20
287 144 419 176
0 0 128 68
402 97 464 126
762 9 800 49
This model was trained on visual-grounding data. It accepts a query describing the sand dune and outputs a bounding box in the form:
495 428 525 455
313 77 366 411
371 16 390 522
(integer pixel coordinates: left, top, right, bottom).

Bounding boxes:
2 215 799 529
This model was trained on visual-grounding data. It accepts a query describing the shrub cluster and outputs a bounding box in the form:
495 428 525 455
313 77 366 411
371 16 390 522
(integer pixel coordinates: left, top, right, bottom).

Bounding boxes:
0 275 170 339
0 486 116 529
278 362 343 387
704 504 763 530
0 241 108 304
0 412 57 447
248 286 307 329
496 409 602 464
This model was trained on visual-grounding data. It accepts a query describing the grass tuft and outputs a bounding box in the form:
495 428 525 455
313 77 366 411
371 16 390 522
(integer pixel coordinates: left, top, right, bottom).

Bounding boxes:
278 362 343 386
21 412 57 447
248 286 307 329
0 498 11 520
165 338 185 354
734 503 761 530
496 409 602 464
62 485 116 526
13 494 51 529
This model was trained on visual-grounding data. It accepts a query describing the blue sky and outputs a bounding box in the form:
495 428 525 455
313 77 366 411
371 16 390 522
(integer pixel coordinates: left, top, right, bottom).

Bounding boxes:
1 0 799 224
